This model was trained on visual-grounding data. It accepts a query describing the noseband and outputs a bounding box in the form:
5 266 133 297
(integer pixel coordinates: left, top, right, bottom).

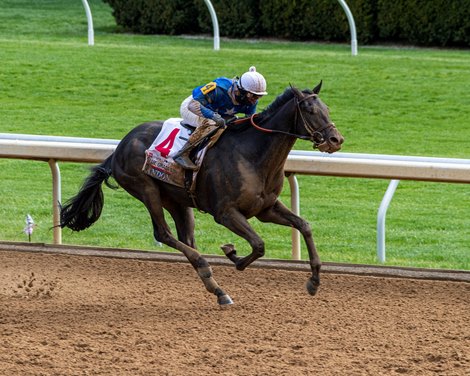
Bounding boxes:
249 94 336 148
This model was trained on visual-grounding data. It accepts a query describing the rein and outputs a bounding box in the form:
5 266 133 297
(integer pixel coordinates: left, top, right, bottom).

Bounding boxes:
248 94 335 145
249 114 310 140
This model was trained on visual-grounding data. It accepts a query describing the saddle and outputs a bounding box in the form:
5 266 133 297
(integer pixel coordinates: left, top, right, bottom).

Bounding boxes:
142 118 224 195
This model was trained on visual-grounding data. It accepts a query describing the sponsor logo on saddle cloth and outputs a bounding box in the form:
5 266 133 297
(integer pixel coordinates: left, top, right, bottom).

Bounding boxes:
142 118 204 188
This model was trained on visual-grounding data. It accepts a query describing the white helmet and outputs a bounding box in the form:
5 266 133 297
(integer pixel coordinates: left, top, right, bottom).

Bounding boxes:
239 66 267 96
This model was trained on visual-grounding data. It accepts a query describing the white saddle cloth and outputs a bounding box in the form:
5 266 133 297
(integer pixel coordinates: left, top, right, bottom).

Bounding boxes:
143 118 201 188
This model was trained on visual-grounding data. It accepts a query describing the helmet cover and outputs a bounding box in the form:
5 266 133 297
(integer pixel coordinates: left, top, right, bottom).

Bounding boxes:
239 66 267 96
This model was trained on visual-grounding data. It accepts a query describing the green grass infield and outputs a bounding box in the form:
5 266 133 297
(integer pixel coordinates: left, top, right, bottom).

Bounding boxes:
0 0 469 270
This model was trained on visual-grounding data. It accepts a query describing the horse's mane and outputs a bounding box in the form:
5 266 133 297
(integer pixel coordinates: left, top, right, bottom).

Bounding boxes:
259 87 295 119
226 86 300 132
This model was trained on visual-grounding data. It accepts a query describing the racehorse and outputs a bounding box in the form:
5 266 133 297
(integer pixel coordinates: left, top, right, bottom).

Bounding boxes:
60 82 344 306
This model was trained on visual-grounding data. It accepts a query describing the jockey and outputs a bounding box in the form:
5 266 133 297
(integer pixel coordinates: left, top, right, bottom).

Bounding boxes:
173 66 268 170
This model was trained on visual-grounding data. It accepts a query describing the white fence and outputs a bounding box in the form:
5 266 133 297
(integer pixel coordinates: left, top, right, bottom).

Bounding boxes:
1 133 469 262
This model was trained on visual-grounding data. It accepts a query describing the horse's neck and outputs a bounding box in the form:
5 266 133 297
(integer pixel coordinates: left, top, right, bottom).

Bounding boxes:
259 132 296 167
255 103 297 166
258 103 297 155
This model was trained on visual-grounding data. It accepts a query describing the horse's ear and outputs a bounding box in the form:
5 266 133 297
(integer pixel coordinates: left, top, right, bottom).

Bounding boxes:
312 80 323 94
290 84 304 99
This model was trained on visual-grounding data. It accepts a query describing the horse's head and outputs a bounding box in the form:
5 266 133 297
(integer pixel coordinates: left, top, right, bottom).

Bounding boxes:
292 82 344 153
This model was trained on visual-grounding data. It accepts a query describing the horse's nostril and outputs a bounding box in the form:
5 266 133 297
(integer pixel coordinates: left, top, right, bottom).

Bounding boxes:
330 137 340 144
329 136 344 145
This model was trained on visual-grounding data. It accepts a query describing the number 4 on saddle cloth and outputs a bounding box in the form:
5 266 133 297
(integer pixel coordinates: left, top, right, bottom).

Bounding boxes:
142 118 224 190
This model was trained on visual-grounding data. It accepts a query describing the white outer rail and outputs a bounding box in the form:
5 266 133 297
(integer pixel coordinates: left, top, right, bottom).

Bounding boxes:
337 0 358 56
78 1 354 53
81 0 94 46
204 0 354 53
203 0 220 50
1 135 469 262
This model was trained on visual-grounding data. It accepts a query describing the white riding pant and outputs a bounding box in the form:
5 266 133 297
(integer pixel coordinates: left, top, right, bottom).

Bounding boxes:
180 95 214 127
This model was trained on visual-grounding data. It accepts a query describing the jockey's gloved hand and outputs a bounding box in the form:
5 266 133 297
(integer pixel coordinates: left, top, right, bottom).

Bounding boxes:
212 113 226 128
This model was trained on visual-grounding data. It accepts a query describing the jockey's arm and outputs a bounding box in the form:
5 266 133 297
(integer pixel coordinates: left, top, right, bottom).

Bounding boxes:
187 97 215 120
187 92 225 127
188 84 221 120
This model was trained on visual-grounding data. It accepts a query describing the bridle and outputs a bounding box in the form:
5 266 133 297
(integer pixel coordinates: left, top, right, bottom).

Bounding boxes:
248 93 336 148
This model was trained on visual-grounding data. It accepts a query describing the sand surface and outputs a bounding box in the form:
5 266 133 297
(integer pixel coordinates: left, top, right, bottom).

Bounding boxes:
1 248 469 375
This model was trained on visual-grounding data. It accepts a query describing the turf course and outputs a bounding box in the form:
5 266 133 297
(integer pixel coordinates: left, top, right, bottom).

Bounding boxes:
0 0 469 269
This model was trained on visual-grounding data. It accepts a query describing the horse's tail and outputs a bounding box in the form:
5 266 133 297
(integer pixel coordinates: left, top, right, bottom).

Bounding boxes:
60 155 116 232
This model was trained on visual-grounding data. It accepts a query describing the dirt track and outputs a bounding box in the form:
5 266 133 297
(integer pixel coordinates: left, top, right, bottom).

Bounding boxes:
1 246 469 376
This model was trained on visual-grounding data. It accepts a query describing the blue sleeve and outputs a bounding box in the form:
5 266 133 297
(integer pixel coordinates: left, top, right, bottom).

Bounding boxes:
192 85 218 119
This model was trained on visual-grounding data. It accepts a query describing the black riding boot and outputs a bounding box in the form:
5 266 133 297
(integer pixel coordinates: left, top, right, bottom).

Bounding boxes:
172 122 220 170
172 142 198 171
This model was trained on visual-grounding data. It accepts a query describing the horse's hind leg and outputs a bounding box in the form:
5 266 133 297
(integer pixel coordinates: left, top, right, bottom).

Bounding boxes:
165 202 196 248
256 200 321 296
145 199 232 306
119 177 231 305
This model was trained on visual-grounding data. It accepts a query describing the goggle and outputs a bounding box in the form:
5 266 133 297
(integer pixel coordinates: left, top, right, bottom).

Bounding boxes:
246 92 262 100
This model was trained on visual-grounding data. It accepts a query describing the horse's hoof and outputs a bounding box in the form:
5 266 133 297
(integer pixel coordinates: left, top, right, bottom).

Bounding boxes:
221 243 236 257
218 294 234 306
306 279 319 296
221 244 240 264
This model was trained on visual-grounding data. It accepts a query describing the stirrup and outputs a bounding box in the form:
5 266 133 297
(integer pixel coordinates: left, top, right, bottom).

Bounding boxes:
173 154 198 171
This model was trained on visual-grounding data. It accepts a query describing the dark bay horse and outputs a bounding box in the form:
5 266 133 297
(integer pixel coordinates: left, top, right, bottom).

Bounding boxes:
60 82 344 305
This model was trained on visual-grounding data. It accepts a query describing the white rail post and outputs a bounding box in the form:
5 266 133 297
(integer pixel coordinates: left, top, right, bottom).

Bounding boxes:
81 0 94 46
337 0 358 56
203 0 220 50
377 179 400 262
288 174 301 260
48 159 62 244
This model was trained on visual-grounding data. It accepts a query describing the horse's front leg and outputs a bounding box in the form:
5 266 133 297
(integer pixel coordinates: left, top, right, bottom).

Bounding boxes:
216 209 265 271
256 200 321 296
